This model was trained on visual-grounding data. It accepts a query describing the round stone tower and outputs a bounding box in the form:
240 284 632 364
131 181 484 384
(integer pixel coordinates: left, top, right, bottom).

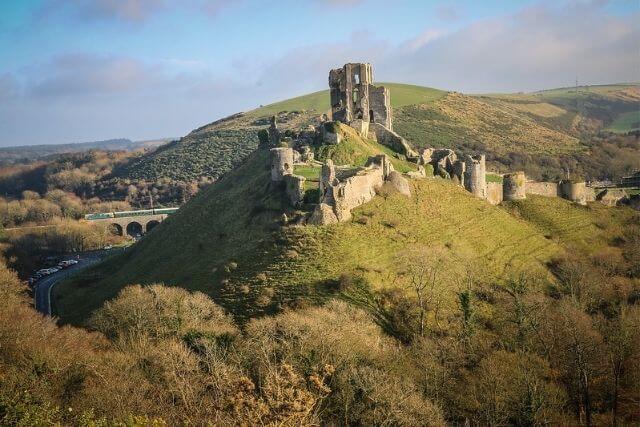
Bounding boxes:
559 180 587 205
270 147 294 181
464 154 486 198
503 171 527 200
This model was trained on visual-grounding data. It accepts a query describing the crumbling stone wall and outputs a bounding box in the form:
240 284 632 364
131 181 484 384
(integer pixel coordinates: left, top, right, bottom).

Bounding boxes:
464 154 487 199
420 148 464 182
486 182 503 205
596 188 628 206
284 174 306 207
270 147 294 181
321 122 342 145
268 116 281 147
368 123 418 160
526 181 559 197
503 172 527 201
369 85 392 129
310 155 408 224
330 63 372 124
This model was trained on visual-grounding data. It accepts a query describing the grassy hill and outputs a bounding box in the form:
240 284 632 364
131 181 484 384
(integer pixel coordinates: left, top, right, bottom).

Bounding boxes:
54 128 637 327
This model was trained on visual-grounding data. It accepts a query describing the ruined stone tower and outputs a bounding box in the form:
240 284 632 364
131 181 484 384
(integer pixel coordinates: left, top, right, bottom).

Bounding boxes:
329 63 392 131
464 154 486 199
503 172 527 200
270 147 294 181
559 180 587 205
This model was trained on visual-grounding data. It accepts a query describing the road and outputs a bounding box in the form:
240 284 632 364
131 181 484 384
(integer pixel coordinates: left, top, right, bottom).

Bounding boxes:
34 251 111 316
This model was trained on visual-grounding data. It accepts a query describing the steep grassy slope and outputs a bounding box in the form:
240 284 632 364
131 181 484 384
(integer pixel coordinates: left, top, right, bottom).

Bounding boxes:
58 149 584 325
502 195 638 255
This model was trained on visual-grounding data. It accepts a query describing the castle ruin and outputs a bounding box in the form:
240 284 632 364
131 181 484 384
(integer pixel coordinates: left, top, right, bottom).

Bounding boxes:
262 62 628 227
329 63 391 132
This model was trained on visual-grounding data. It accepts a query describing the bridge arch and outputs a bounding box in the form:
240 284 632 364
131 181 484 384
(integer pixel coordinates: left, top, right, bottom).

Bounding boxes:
126 221 143 237
146 220 160 233
109 223 123 236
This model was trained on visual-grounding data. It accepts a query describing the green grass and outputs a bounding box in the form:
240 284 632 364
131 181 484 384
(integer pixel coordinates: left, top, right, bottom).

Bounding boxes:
394 93 580 156
314 124 417 173
486 173 503 183
293 165 321 181
294 164 321 191
605 110 640 133
55 141 639 328
501 195 637 255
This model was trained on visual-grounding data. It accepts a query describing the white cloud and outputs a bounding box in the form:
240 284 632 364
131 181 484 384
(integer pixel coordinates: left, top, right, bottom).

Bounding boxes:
2 1 638 145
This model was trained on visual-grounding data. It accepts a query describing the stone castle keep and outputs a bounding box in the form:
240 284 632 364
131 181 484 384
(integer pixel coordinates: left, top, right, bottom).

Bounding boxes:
329 63 391 131
266 62 626 225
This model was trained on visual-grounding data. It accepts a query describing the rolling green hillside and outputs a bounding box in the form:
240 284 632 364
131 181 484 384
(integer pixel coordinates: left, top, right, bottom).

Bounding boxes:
479 84 640 133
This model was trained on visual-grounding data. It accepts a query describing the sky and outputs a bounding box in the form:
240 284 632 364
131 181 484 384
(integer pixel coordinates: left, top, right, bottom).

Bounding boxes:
0 0 638 146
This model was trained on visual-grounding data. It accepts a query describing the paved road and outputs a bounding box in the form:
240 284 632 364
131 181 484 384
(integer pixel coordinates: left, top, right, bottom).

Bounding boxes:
34 251 110 316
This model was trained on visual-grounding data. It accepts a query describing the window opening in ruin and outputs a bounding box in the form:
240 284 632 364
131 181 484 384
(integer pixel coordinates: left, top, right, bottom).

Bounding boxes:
353 88 359 104
369 110 374 123
354 73 360 84
284 163 290 171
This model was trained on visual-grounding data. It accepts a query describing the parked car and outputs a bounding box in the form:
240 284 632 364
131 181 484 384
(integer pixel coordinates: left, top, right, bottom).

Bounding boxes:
104 245 113 250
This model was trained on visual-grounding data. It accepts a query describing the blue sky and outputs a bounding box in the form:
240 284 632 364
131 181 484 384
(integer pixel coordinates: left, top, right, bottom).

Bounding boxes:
0 0 638 146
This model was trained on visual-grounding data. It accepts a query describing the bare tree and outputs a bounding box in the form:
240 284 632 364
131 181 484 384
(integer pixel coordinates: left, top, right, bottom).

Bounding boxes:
399 246 446 337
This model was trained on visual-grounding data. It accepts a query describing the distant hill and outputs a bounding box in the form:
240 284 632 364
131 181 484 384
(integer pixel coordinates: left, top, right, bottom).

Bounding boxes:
0 138 173 165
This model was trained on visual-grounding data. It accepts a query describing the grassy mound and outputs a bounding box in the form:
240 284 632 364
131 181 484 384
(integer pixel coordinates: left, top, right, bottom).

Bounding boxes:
57 146 609 325
315 123 417 172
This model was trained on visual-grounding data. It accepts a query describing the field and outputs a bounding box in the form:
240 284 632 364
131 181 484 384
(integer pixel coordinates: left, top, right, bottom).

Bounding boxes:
606 110 640 133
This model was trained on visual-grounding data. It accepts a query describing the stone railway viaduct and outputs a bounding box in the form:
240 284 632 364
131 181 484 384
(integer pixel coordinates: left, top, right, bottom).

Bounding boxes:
83 209 178 236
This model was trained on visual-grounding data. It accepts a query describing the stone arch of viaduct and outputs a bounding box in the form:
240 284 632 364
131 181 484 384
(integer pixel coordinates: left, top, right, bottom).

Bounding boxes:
86 213 169 236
